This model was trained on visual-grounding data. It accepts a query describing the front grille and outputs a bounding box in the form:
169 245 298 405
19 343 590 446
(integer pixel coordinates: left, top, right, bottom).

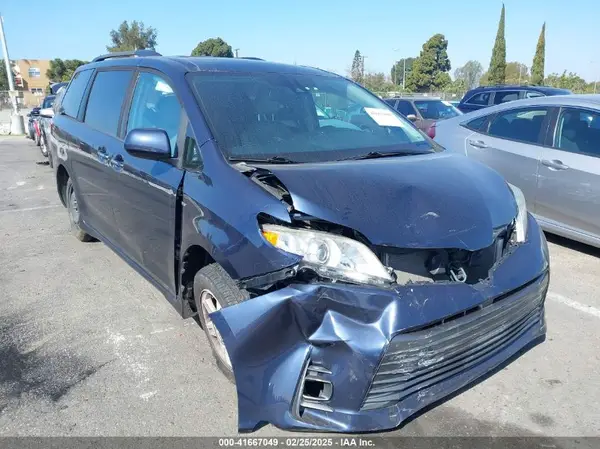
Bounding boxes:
361 277 547 410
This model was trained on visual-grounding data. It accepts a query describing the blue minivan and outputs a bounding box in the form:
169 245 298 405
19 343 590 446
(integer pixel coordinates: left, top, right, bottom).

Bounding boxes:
51 51 549 433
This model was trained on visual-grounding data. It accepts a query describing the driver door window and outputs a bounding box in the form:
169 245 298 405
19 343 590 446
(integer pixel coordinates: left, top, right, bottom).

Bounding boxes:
126 72 182 156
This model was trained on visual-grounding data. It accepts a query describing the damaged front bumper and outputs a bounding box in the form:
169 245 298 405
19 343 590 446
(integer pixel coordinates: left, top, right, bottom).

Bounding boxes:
211 216 549 432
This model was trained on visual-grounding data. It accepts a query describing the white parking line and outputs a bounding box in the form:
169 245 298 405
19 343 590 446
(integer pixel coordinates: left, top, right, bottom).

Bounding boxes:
547 292 600 319
0 205 61 214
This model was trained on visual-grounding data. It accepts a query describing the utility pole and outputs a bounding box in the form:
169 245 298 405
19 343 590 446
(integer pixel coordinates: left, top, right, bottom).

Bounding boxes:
403 58 406 90
0 13 24 134
234 48 239 58
0 14 16 112
361 55 367 82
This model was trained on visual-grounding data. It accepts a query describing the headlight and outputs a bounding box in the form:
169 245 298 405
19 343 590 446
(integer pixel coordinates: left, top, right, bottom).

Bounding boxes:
508 183 528 243
261 224 393 285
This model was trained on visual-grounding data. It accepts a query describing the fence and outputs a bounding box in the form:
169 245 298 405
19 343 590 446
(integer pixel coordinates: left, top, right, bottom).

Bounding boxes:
373 91 467 101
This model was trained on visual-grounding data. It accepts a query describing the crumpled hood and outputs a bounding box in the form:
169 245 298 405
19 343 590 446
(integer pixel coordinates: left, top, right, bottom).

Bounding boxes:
256 152 517 250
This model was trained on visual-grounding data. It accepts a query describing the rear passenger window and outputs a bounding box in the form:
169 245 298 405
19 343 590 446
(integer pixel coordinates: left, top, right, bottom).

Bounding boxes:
555 108 600 157
526 91 544 99
493 91 520 104
60 69 93 118
396 100 417 116
465 92 490 106
487 108 548 144
84 70 133 137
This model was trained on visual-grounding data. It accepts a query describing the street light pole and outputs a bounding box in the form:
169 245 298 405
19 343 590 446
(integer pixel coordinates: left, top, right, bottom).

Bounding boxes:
0 13 24 134
403 58 406 90
0 14 17 113
361 55 367 82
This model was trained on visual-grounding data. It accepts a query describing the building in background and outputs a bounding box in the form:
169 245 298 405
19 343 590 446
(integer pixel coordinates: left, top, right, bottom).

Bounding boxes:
12 59 51 107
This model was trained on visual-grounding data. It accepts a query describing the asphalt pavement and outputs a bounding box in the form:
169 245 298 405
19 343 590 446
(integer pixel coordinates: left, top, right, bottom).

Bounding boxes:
0 136 598 437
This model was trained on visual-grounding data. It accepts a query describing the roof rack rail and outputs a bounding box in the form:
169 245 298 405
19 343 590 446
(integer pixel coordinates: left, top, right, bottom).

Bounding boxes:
92 50 162 63
239 57 264 61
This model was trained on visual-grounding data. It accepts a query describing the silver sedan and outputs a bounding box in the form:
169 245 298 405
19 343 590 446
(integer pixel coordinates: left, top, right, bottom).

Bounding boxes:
433 94 600 248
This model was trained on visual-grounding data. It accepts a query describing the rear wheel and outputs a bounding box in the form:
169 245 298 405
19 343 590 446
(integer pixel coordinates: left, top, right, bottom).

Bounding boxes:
40 133 48 157
194 263 249 382
66 178 92 242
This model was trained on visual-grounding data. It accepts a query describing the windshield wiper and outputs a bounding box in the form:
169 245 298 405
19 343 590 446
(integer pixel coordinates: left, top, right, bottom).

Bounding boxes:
341 150 432 161
228 156 299 164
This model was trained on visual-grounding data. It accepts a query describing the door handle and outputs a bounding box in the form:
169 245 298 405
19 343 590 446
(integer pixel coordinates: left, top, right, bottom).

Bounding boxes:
541 159 569 171
110 154 124 171
468 139 488 149
96 145 110 163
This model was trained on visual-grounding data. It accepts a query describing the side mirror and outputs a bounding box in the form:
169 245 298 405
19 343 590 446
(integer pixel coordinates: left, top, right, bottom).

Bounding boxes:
124 128 172 160
39 107 54 119
406 114 418 122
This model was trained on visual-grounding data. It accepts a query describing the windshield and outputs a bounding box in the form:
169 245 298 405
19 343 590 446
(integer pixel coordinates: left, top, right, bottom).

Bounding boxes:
414 100 462 120
42 96 55 109
189 72 435 163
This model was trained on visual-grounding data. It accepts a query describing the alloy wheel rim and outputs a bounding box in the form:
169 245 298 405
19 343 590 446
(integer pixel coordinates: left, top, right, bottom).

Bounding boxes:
69 186 80 224
200 289 232 370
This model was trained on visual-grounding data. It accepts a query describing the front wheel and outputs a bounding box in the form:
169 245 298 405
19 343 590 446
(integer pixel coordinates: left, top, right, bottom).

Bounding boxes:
194 263 249 382
66 178 92 242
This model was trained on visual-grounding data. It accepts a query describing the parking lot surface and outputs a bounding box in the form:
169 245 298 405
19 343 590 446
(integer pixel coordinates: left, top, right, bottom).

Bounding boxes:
0 136 599 437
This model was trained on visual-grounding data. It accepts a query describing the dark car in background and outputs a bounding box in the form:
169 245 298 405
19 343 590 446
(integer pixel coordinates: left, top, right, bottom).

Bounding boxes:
385 97 463 135
51 50 548 434
26 107 41 140
50 82 68 95
457 85 572 113
34 94 56 156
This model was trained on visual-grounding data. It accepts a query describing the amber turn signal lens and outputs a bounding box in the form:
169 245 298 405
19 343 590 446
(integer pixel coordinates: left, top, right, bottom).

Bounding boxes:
262 230 279 246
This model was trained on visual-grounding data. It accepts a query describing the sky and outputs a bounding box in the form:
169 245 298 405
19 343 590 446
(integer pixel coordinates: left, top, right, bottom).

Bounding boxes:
2 0 599 81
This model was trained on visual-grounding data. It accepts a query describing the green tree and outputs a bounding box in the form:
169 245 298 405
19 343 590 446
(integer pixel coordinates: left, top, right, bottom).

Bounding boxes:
545 71 587 92
0 63 14 91
191 37 234 57
531 23 546 85
480 62 528 86
390 57 415 86
487 4 506 85
454 60 484 90
46 59 88 82
350 50 363 83
363 72 395 94
405 34 451 92
107 20 158 52
446 78 468 95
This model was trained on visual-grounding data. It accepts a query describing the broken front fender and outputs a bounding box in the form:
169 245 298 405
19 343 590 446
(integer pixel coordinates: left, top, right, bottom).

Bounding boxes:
211 216 549 432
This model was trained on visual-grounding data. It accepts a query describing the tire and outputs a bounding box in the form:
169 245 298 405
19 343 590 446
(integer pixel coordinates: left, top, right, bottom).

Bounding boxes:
40 133 48 157
65 178 92 242
194 263 249 382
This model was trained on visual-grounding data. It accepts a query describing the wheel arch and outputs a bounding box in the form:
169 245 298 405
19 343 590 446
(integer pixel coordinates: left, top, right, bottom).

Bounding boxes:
179 244 216 318
56 163 70 208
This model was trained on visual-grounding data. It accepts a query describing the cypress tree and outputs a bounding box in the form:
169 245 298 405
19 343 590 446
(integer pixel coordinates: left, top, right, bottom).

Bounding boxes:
487 4 506 85
531 23 546 85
